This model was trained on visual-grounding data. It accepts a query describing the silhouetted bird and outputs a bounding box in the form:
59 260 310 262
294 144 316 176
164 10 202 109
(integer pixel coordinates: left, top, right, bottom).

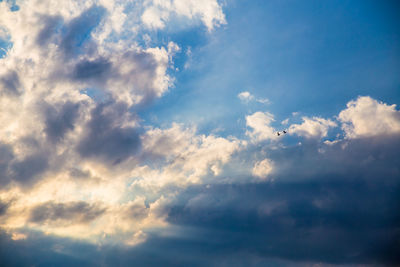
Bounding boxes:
277 132 280 136
283 130 287 134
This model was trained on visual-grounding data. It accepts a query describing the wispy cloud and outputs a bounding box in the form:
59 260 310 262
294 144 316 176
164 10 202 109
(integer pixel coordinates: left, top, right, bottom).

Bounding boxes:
238 91 270 104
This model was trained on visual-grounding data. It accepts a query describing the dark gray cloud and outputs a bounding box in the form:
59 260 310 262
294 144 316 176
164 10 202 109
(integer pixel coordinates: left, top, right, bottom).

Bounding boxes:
43 101 82 143
73 57 112 81
1 134 399 266
163 181 399 266
77 101 141 164
9 152 49 185
0 200 10 216
268 136 400 183
0 140 49 187
0 231 97 267
60 5 106 57
29 201 106 224
160 136 400 266
36 15 64 46
0 229 300 267
69 168 92 179
0 71 21 96
126 203 149 220
0 143 14 186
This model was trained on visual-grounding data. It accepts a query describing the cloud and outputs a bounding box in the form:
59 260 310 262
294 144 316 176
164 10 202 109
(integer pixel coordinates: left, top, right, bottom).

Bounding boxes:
35 15 64 47
289 117 337 139
104 47 172 106
43 101 82 144
0 143 14 186
249 96 399 142
125 202 149 221
161 135 400 265
246 111 278 141
237 91 254 102
76 101 141 164
29 201 106 225
0 199 11 216
0 0 231 255
9 152 49 185
238 91 270 104
141 0 226 31
59 5 106 57
252 159 274 180
338 96 400 138
72 57 111 81
135 124 242 188
0 70 20 96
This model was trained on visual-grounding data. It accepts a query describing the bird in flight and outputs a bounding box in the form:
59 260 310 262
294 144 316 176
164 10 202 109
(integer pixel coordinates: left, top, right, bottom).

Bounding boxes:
277 130 288 136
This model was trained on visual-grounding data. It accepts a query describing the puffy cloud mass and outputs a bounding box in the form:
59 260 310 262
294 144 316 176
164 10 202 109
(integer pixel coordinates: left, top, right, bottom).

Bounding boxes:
246 111 278 141
252 159 274 180
0 0 230 247
339 96 400 138
289 117 337 139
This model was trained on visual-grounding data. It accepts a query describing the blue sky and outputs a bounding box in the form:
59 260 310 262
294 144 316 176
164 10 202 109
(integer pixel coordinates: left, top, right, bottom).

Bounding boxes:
142 0 400 137
0 0 399 266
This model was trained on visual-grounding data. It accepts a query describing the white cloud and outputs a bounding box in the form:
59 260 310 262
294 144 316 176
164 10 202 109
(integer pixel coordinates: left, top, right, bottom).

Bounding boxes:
11 232 27 240
246 111 278 141
338 96 400 138
238 91 254 102
136 124 243 188
252 159 274 180
289 117 337 139
256 98 270 105
238 91 269 104
141 0 226 31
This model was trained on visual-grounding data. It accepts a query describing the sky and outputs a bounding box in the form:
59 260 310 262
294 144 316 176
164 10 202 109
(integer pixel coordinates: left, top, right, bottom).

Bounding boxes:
0 0 399 266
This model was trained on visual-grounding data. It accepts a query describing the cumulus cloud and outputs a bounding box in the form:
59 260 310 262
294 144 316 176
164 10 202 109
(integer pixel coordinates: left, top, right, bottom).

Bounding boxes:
135 124 242 188
339 96 400 138
252 159 274 180
246 111 278 141
0 0 231 247
289 117 337 139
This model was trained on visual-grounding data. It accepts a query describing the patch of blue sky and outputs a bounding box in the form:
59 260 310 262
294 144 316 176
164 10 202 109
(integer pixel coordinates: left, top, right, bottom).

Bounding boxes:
140 0 400 139
0 33 12 59
0 0 19 11
80 87 108 103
